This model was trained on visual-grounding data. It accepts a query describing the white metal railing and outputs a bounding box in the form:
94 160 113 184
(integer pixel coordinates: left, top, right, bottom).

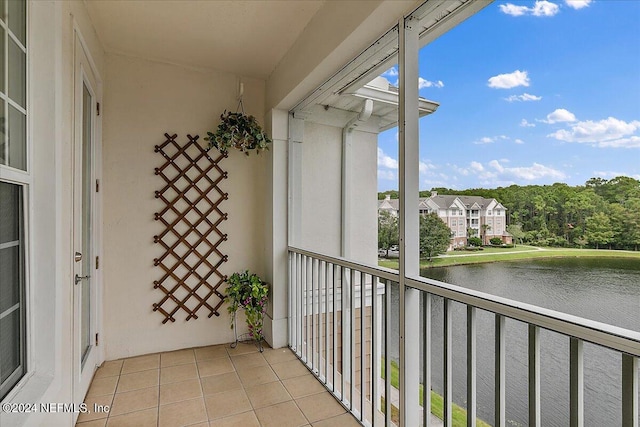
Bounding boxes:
288 246 640 427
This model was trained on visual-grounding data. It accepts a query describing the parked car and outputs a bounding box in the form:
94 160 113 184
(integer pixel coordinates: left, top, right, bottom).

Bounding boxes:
378 248 399 258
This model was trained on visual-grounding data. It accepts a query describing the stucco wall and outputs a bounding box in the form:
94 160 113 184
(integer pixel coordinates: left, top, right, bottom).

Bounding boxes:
102 53 267 360
298 121 377 265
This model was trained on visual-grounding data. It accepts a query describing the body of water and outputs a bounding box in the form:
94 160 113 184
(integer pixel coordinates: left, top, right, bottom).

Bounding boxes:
385 257 640 426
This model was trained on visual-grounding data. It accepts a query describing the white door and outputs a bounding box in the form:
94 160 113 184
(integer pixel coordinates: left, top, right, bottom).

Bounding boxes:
72 33 100 406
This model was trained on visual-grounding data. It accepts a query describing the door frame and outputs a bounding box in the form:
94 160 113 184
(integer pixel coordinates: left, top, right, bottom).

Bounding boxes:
72 25 103 408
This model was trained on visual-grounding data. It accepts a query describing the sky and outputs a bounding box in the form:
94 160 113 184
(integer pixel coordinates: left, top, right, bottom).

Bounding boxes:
377 0 640 191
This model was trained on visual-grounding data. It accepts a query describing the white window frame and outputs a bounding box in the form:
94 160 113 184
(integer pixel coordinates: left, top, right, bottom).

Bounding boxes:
0 0 30 404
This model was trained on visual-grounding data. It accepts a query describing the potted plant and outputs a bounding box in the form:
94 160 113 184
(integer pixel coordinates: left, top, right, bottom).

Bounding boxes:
225 270 269 347
205 111 272 155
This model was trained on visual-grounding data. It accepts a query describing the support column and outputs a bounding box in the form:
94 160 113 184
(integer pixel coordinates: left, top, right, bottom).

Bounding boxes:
399 15 420 427
263 109 295 349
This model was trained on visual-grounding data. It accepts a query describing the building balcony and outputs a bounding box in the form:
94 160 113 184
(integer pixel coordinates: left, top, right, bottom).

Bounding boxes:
286 247 640 427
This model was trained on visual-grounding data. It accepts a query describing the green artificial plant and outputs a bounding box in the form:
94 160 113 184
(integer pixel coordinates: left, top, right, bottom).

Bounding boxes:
205 111 271 155
225 271 269 341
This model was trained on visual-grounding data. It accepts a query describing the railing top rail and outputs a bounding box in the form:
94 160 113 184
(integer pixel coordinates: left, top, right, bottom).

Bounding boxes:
288 246 400 282
288 246 640 357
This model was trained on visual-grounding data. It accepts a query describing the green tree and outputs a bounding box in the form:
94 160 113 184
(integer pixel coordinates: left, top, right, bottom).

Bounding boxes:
419 213 452 260
378 210 398 257
585 212 614 249
506 223 525 247
480 223 491 245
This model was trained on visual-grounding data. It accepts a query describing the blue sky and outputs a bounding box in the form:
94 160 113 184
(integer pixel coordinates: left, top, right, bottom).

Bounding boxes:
377 0 640 191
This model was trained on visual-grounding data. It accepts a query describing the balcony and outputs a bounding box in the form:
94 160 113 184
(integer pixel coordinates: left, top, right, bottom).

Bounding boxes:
287 247 640 427
76 344 361 427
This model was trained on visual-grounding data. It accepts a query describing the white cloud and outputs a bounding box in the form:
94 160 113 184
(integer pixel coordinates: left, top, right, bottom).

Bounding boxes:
532 1 560 16
488 160 505 172
382 67 398 77
488 160 566 180
488 70 530 89
499 3 529 16
594 171 640 180
418 77 444 89
473 135 509 145
500 1 560 17
542 108 577 123
565 0 592 9
470 161 484 172
548 117 640 148
505 93 542 102
514 138 525 144
598 136 640 148
378 170 396 181
419 161 437 174
520 119 536 127
377 147 398 169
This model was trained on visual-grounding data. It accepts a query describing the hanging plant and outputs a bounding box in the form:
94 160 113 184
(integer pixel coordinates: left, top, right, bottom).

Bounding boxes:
225 271 269 341
205 110 272 156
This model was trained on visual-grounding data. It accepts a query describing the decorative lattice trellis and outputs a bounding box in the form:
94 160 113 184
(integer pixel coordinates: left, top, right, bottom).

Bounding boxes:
152 133 228 323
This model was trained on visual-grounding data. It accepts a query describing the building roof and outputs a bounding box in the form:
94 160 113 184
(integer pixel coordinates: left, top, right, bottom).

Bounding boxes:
378 193 506 212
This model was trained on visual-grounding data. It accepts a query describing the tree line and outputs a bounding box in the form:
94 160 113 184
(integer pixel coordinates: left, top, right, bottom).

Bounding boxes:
379 176 640 251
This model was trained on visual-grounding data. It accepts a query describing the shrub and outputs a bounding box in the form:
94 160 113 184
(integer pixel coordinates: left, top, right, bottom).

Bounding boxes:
468 237 483 247
490 237 503 245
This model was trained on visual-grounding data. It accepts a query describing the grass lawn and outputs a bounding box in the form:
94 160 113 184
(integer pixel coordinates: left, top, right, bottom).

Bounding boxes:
381 358 491 427
379 247 640 270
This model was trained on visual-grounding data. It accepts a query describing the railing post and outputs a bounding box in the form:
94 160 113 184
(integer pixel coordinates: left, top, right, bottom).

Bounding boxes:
570 337 584 427
384 280 391 427
444 298 453 426
424 292 432 427
622 353 638 427
495 314 505 427
467 306 476 427
529 325 541 427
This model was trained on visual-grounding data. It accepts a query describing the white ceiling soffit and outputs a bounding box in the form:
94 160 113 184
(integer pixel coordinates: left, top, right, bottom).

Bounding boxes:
292 0 492 114
84 0 324 79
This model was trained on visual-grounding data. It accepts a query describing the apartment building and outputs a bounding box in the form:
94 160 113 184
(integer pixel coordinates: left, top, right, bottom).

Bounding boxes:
379 191 510 248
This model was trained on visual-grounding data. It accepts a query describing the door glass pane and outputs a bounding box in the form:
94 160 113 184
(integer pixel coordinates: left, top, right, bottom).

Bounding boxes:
81 83 92 364
7 0 25 45
8 37 25 108
8 104 25 170
0 181 25 400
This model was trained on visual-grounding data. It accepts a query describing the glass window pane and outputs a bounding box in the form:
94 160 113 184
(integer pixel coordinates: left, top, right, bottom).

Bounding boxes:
8 37 25 108
81 83 92 362
0 179 19 242
8 104 25 170
0 0 6 24
7 0 25 45
0 309 22 384
0 181 25 400
0 247 20 312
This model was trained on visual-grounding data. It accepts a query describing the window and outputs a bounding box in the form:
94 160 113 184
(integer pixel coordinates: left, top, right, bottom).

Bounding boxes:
0 182 26 400
487 210 492 215
0 0 27 401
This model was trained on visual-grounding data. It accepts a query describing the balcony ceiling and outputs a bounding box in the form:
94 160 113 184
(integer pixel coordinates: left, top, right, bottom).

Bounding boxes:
85 0 325 79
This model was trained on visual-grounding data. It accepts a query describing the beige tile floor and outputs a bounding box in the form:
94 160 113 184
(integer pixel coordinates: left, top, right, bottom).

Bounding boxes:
75 343 361 427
